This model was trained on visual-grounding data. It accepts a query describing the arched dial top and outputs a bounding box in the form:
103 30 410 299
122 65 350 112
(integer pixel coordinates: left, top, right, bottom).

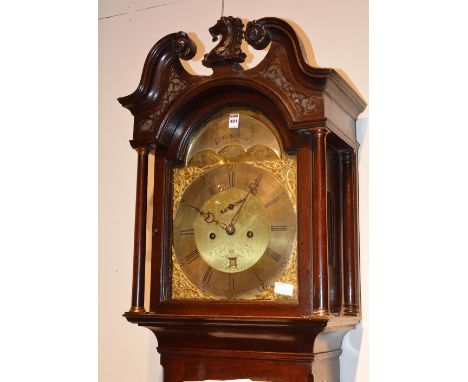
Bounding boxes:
186 109 282 166
173 163 297 299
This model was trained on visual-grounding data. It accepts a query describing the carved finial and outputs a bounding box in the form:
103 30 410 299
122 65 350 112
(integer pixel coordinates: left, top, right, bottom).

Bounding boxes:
245 20 270 50
202 16 246 68
172 31 197 60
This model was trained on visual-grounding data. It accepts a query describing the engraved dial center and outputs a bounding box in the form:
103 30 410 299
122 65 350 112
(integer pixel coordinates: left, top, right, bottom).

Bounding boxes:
194 188 270 273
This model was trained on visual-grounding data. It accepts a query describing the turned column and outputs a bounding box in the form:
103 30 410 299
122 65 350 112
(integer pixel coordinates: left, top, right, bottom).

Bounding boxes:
128 143 151 313
341 150 360 315
311 129 330 315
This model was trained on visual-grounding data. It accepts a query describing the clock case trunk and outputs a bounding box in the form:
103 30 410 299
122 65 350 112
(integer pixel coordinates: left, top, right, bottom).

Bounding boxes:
118 17 366 382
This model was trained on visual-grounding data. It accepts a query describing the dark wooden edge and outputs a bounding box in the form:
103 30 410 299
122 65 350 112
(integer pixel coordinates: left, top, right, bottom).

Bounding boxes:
150 300 300 317
123 312 360 329
157 348 342 362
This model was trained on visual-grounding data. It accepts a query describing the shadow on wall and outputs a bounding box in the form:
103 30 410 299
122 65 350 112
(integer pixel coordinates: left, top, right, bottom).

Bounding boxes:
357 117 369 165
340 322 363 382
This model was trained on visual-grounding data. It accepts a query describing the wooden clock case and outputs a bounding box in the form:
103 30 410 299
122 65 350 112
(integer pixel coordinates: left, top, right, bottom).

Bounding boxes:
118 16 366 382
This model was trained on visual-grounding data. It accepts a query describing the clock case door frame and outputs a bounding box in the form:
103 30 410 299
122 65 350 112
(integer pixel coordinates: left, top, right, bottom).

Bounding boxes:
153 95 304 316
118 17 366 319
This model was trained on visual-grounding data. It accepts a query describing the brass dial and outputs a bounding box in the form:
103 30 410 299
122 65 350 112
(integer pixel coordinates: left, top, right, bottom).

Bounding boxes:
173 163 297 299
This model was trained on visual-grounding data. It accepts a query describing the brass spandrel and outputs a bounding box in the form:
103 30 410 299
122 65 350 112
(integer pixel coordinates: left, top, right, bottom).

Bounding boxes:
253 243 298 301
171 248 219 300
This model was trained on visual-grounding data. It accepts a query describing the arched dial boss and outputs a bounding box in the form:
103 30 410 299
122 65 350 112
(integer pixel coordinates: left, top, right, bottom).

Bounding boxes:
173 163 297 299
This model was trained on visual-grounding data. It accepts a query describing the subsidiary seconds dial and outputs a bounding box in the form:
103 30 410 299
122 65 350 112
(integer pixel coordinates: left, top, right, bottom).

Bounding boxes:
173 163 297 299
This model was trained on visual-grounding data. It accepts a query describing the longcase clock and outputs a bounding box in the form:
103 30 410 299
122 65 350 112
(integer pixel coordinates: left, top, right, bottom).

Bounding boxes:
118 16 366 382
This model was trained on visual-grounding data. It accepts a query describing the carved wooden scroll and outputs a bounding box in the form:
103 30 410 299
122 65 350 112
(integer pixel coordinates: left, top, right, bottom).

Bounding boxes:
118 17 366 153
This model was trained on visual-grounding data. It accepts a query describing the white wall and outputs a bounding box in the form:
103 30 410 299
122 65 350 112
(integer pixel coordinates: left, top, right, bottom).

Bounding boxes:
99 1 368 381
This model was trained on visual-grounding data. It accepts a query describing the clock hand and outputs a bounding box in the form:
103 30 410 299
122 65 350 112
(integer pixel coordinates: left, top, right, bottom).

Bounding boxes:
249 173 263 195
220 198 243 214
229 193 249 227
220 174 263 214
229 174 263 227
184 203 229 230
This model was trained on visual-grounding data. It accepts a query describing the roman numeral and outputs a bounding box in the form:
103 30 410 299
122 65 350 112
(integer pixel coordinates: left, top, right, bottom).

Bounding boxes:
280 259 289 269
226 274 236 299
264 191 286 208
271 225 287 232
228 274 235 291
265 247 282 262
203 175 216 196
252 269 263 283
183 249 199 265
227 165 236 188
181 201 201 213
251 268 266 291
202 266 214 285
179 228 194 235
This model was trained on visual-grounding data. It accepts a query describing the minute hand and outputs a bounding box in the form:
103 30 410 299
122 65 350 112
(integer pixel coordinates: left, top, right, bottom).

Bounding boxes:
229 174 263 227
229 191 250 227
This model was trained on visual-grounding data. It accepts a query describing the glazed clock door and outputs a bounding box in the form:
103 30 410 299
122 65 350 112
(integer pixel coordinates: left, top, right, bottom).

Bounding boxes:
171 108 299 301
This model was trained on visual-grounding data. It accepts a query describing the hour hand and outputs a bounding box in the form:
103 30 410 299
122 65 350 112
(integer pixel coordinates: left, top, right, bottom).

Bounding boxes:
184 203 214 222
220 198 244 214
184 203 227 229
220 174 263 214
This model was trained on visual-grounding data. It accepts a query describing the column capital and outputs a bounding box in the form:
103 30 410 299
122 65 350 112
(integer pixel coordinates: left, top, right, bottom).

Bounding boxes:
130 139 154 153
310 128 330 137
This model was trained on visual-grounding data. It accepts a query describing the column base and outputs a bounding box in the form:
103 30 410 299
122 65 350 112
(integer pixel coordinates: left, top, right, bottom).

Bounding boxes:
313 308 330 316
127 306 146 314
342 304 360 316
